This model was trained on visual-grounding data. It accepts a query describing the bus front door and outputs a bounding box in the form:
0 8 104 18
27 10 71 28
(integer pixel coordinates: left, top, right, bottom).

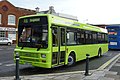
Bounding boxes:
52 27 66 67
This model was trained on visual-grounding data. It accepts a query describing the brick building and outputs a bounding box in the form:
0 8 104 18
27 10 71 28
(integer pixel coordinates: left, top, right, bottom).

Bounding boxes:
0 0 36 43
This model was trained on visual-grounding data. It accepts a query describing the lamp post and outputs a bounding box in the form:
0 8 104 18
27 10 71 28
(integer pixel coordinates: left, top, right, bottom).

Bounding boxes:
35 7 39 13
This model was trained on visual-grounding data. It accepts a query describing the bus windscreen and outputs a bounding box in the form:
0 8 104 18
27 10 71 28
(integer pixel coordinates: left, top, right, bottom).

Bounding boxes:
18 16 48 48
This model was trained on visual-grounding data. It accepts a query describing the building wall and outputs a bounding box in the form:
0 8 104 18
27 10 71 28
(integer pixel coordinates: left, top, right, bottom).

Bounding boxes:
0 0 36 43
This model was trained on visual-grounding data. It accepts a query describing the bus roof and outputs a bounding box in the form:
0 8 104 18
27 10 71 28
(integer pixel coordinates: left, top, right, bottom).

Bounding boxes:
50 15 107 33
19 14 107 33
106 25 120 29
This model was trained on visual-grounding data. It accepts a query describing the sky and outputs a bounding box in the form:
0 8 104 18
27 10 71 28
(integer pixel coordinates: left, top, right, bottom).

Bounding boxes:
7 0 120 24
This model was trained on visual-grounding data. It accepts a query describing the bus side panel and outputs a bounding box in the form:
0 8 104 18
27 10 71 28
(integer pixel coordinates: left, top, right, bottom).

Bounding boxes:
66 44 108 63
66 44 100 62
100 44 108 55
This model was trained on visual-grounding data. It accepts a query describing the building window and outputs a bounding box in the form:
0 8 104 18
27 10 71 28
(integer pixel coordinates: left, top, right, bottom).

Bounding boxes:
0 31 6 37
8 31 16 40
8 15 16 25
0 14 1 24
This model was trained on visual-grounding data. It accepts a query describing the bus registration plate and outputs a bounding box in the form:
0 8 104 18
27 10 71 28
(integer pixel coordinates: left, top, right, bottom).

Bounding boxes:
110 42 117 45
25 62 32 65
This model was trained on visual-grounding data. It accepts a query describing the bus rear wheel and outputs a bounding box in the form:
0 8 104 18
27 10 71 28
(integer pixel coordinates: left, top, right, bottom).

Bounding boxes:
67 53 75 66
98 49 102 58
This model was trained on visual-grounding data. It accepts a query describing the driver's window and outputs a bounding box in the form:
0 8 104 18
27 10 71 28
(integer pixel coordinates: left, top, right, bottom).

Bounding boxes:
19 27 31 42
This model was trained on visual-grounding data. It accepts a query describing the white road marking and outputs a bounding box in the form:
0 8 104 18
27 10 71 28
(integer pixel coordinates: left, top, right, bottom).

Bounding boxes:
97 53 120 70
5 64 15 67
0 63 3 66
7 48 15 50
114 63 120 67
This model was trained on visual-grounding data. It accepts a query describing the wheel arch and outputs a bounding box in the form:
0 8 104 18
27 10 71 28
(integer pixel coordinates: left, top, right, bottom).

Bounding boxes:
68 51 76 62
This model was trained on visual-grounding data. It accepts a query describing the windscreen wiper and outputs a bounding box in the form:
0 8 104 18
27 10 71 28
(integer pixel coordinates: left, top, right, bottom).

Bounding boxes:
36 44 42 51
21 43 25 50
21 45 24 49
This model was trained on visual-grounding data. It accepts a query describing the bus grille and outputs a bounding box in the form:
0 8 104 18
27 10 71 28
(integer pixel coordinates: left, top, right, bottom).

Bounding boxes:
19 52 39 58
20 57 40 62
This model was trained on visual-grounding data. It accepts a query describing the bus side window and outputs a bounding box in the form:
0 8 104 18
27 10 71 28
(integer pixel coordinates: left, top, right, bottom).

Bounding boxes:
67 31 77 45
52 28 58 46
76 32 80 44
80 31 85 44
105 34 108 43
97 33 102 43
92 32 97 44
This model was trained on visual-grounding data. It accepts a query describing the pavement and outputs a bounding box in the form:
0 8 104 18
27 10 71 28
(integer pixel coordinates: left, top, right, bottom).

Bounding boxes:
0 54 120 80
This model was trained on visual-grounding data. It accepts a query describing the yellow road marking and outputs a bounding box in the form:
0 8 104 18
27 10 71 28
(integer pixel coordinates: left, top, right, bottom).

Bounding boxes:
97 53 120 70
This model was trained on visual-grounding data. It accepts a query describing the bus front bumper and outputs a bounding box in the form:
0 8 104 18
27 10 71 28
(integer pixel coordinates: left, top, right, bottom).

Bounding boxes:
19 60 51 68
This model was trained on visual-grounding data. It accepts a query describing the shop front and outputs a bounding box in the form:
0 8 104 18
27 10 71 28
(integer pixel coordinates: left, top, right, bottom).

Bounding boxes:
0 27 16 43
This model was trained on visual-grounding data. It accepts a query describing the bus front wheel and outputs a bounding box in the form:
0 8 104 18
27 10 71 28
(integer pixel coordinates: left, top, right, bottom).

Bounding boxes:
67 53 75 66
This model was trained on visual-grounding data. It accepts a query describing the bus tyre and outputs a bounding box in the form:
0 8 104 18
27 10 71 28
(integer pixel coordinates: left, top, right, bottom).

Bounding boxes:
67 53 75 66
98 49 102 58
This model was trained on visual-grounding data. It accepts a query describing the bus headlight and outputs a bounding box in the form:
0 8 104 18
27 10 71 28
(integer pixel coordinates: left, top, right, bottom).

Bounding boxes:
15 52 19 57
41 54 46 58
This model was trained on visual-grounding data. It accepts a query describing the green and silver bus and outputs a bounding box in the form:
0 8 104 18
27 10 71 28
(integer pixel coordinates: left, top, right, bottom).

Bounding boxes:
14 14 108 68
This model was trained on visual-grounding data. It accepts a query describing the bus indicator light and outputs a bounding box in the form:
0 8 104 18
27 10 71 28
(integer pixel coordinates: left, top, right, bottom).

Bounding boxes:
41 54 46 58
